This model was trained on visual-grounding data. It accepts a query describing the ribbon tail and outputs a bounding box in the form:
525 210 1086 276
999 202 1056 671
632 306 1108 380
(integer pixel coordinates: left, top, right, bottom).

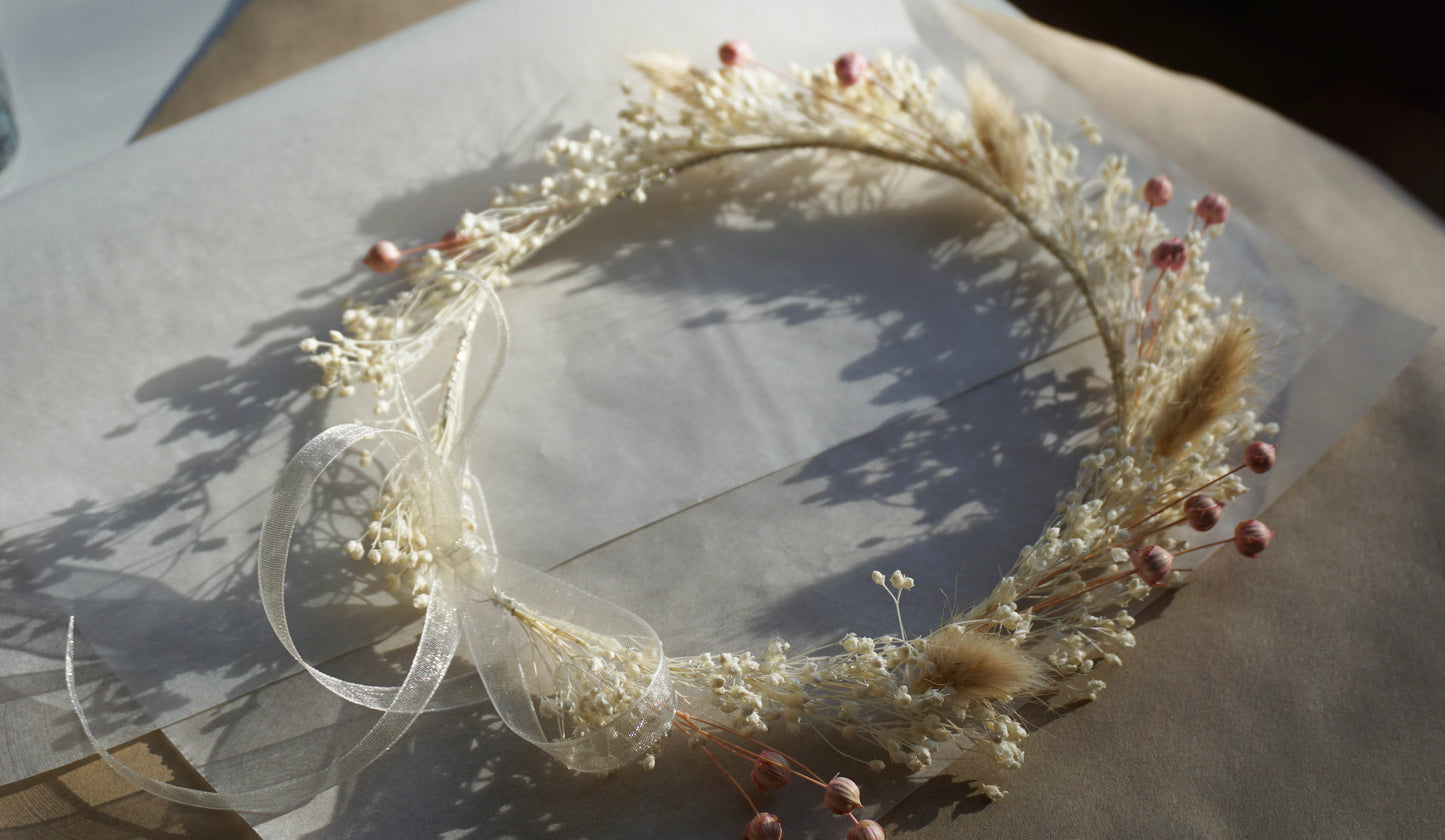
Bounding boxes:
65 575 462 813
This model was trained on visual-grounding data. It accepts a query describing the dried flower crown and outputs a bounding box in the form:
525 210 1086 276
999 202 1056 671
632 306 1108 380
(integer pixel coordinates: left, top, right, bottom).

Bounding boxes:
69 42 1279 836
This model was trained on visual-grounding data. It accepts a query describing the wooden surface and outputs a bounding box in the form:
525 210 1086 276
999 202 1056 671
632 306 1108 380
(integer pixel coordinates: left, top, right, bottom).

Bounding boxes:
0 734 257 839
139 0 471 136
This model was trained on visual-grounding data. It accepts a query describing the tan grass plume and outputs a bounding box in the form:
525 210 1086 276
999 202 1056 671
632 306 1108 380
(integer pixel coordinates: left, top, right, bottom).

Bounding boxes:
628 51 705 101
1150 313 1263 457
964 66 1030 195
916 625 1045 704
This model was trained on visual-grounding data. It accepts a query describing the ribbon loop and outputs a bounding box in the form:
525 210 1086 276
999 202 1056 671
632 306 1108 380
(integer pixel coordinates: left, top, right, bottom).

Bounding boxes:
69 274 677 809
253 423 482 713
450 537 675 771
255 418 677 774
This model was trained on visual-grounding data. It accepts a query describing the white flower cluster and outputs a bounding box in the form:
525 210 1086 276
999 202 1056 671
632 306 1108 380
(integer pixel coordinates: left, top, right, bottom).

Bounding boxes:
298 47 1279 780
508 599 664 740
342 481 438 610
669 598 1037 772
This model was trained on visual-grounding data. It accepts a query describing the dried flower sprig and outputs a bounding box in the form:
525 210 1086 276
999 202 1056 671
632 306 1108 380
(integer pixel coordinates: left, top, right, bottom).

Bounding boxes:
674 711 880 839
304 41 1281 799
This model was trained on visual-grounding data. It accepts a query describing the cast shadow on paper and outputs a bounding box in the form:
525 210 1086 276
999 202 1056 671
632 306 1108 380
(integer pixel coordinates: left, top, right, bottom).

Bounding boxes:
257 151 1112 837
526 149 1107 644
0 249 432 771
550 148 1084 382
3 136 1118 834
0 118 571 789
351 157 1094 837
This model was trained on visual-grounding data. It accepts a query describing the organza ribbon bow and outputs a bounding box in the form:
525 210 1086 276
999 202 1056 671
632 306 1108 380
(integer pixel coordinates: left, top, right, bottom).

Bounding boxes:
68 272 676 812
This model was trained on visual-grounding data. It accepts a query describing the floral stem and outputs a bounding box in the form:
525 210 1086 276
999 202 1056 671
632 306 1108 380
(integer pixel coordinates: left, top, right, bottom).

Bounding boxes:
1119 462 1246 533
1026 568 1135 615
676 711 829 787
681 719 759 814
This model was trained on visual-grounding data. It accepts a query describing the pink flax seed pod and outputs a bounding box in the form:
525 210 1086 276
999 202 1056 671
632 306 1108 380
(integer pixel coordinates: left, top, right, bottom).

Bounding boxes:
1184 495 1224 531
1234 519 1273 557
744 812 783 840
362 241 401 273
834 52 868 86
1150 237 1187 272
719 40 751 68
1244 441 1277 474
824 776 862 815
751 749 791 791
1196 192 1231 226
1131 545 1175 586
848 820 886 840
1143 175 1174 208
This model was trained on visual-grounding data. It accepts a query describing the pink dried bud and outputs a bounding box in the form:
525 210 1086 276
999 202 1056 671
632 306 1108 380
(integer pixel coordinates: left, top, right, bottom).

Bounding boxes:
438 229 468 249
1142 175 1174 207
824 776 863 814
745 812 784 840
847 819 886 840
362 240 401 273
1131 545 1175 586
1150 237 1187 272
1244 441 1277 474
751 749 791 791
719 39 751 68
1184 494 1224 531
1196 192 1230 226
834 52 868 87
1234 519 1273 557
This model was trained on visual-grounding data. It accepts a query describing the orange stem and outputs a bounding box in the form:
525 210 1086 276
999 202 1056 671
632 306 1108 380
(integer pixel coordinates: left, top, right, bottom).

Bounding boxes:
676 711 829 787
1026 568 1135 615
684 723 759 815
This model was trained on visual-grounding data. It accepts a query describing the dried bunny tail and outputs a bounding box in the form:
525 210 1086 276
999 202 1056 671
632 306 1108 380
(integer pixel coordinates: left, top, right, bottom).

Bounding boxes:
963 65 1030 195
917 625 1045 703
628 50 705 100
1150 313 1264 457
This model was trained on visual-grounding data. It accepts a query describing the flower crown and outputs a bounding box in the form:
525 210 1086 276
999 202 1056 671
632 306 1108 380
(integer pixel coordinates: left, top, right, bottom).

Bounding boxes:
70 41 1279 839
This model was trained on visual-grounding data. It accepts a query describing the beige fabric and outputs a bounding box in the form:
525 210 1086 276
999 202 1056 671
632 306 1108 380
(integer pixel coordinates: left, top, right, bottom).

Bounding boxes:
893 8 1445 839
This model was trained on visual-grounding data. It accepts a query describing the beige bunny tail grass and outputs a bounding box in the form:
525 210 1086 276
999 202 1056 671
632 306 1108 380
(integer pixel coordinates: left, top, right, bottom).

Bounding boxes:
629 50 704 99
1151 313 1264 458
964 65 1030 195
920 625 1046 704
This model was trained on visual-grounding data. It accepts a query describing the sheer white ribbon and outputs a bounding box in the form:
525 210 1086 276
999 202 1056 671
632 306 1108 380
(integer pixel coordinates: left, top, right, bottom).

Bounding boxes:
67 271 676 811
